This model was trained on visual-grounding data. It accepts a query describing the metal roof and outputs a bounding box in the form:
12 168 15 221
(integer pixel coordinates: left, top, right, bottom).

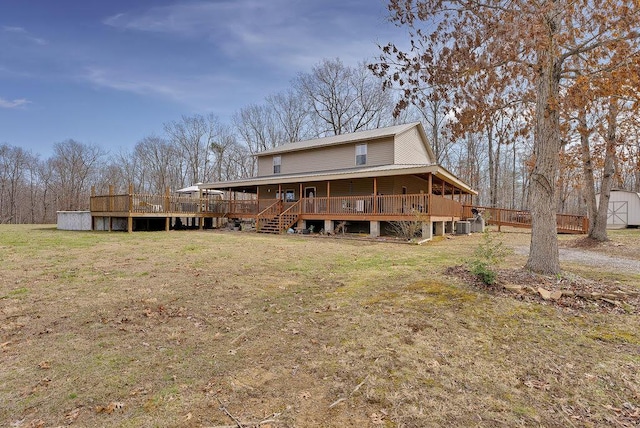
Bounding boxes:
256 122 424 156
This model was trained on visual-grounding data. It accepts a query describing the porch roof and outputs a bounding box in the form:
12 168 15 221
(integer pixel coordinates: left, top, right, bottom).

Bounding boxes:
200 164 478 195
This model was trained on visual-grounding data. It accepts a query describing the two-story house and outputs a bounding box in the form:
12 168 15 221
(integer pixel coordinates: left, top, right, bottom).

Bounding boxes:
200 122 477 239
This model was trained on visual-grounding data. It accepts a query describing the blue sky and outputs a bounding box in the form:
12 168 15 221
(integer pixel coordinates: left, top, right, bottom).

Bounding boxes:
0 0 406 158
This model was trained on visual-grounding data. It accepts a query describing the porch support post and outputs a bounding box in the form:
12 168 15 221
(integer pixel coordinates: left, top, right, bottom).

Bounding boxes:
421 221 433 240
111 185 116 212
327 181 331 213
324 219 334 234
166 217 170 232
199 187 204 230
370 221 380 238
445 221 454 234
434 221 444 236
299 183 303 213
427 173 433 214
127 216 133 233
373 178 378 214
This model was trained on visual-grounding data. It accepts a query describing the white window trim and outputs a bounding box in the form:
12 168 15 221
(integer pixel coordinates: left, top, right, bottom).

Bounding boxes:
355 143 367 166
273 155 281 174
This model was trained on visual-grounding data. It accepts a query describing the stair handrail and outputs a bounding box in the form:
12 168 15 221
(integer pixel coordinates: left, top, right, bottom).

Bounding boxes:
278 200 301 232
257 199 282 218
256 200 282 232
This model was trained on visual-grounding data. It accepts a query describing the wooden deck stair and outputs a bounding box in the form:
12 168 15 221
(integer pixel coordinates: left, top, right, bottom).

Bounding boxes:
258 216 281 234
257 201 300 234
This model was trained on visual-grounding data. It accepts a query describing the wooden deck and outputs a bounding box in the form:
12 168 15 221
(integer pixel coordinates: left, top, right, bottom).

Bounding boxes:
461 206 588 234
90 192 467 232
89 191 587 234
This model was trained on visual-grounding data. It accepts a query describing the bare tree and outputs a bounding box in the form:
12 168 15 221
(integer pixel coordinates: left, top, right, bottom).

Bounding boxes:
295 58 393 136
133 136 176 193
0 144 35 223
164 114 218 185
50 139 105 211
266 89 312 144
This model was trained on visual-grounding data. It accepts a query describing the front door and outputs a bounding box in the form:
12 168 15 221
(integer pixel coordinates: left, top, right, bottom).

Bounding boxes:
305 187 316 213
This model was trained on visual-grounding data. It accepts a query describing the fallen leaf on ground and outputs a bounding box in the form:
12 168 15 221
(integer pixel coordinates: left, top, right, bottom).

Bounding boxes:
95 401 125 414
65 407 81 423
370 412 385 424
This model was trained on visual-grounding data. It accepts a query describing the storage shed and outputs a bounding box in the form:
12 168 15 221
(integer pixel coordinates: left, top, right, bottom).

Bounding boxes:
57 211 92 230
597 190 640 229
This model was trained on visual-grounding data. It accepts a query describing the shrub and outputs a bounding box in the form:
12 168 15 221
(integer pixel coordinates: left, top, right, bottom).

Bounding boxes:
469 228 510 285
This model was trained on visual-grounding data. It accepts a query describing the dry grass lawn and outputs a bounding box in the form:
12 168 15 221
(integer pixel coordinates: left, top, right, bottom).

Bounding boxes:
1 225 639 427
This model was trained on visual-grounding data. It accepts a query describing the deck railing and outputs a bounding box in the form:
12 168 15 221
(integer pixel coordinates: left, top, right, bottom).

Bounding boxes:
462 205 587 233
90 192 466 219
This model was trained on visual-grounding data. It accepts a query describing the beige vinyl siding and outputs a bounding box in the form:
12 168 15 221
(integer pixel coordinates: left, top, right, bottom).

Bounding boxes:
257 156 274 177
256 138 394 177
257 177 429 199
375 177 395 195
394 127 432 164
391 175 430 194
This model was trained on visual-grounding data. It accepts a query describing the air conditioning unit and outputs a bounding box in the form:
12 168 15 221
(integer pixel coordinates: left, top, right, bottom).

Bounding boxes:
456 221 471 235
468 216 485 233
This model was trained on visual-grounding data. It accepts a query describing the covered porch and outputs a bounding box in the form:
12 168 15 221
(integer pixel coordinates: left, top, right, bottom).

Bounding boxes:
200 165 477 237
89 165 476 237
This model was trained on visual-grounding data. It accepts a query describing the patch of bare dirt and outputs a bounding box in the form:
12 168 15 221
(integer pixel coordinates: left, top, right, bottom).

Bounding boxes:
447 265 640 315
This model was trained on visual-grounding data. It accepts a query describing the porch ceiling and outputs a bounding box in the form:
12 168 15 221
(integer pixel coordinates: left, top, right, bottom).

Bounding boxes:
201 164 478 195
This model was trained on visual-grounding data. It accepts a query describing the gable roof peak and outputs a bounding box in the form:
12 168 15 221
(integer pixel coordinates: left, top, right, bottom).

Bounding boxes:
256 122 424 156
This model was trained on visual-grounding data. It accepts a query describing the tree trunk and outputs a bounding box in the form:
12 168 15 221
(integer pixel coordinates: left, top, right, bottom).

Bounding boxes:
577 107 598 234
488 127 496 207
590 97 619 241
512 142 517 210
526 53 561 274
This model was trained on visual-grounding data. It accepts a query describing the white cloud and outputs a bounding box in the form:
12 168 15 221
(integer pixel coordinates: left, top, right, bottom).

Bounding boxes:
102 1 398 70
0 97 31 109
2 25 47 45
82 66 245 107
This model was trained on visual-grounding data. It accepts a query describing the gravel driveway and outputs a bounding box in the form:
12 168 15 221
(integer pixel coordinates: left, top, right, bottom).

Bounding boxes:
514 246 640 275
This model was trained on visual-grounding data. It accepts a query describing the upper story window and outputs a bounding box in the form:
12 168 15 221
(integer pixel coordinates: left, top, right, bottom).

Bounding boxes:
273 155 281 174
355 143 367 166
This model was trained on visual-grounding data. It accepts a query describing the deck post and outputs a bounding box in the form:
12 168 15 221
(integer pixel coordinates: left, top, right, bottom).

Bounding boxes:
127 216 132 233
299 183 303 213
370 221 380 238
373 178 378 214
198 187 204 230
427 174 432 214
497 208 502 232
324 219 333 234
434 221 444 236
231 190 235 214
582 216 589 234
165 187 170 213
421 221 432 240
165 217 170 232
110 185 115 212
